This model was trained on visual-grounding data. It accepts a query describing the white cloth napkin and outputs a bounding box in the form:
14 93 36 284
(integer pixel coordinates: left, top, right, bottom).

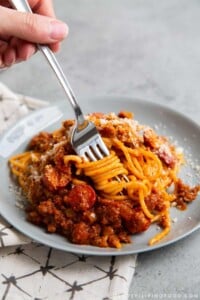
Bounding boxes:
0 82 137 300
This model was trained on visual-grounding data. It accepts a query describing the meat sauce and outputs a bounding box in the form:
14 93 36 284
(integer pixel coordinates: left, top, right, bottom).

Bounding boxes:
20 112 200 248
27 179 151 248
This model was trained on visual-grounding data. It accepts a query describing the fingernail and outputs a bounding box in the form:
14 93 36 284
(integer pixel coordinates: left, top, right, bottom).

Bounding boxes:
4 49 16 66
0 41 7 52
50 21 68 40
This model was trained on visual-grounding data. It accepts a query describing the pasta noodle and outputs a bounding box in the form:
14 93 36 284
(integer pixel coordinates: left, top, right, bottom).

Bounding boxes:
9 111 200 248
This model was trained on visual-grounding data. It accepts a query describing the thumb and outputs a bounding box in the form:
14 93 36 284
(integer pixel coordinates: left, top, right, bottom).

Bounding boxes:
0 6 68 43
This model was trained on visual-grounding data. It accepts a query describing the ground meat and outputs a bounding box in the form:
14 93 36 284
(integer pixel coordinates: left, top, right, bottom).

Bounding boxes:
159 214 169 228
29 199 73 233
145 190 167 212
28 132 54 153
143 129 176 168
53 146 65 168
27 210 42 225
26 177 45 203
96 198 151 234
156 144 176 168
98 125 116 138
42 164 71 191
96 198 122 229
53 145 73 174
174 179 200 210
122 208 151 234
143 128 158 149
62 119 75 130
118 111 133 119
71 222 90 245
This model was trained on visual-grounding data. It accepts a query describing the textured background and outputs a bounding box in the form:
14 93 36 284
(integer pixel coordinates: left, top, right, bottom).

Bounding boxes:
1 0 200 298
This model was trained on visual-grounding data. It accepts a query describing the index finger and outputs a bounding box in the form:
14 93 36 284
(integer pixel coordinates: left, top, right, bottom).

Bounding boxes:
28 0 64 52
28 0 56 18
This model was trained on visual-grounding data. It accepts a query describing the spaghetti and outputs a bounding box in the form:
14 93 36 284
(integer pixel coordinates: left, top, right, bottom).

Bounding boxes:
9 111 200 248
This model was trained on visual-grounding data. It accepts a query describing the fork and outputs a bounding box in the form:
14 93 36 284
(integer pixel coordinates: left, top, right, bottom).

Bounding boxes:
10 0 110 162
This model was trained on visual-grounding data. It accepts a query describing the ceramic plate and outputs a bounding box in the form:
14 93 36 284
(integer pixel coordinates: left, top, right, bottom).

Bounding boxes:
0 97 200 256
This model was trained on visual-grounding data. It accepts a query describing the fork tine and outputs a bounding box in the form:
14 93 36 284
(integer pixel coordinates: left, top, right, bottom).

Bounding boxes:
90 143 104 160
85 147 98 161
78 148 94 161
97 140 110 156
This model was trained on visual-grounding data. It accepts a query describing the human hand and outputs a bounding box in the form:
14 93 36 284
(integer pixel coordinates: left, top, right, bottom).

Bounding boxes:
0 0 68 68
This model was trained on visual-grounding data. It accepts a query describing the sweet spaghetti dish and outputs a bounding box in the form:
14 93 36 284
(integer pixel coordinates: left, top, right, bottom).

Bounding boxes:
9 111 200 248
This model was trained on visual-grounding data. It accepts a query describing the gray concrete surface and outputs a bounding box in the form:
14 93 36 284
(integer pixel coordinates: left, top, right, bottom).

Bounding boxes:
1 0 200 299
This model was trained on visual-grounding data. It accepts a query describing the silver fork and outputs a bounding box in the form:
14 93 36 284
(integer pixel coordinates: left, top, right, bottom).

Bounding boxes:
10 0 110 162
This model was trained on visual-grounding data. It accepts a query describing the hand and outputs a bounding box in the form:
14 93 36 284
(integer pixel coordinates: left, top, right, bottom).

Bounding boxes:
0 0 68 68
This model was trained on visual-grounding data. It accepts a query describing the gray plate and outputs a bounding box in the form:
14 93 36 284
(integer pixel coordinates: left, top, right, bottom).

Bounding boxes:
0 97 200 256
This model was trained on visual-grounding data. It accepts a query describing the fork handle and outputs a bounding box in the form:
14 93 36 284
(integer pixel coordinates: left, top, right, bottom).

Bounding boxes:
9 0 85 126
